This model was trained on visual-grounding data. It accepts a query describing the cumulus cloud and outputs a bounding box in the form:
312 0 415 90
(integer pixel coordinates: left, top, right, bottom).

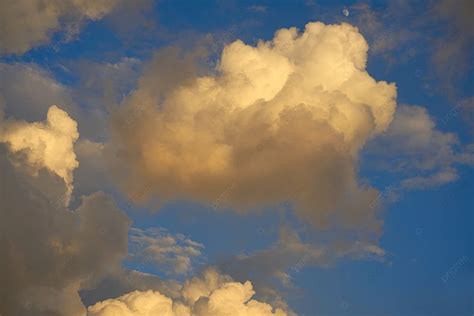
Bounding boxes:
110 22 397 233
0 142 130 315
0 0 124 54
128 227 205 275
88 268 288 316
0 105 79 202
80 269 183 308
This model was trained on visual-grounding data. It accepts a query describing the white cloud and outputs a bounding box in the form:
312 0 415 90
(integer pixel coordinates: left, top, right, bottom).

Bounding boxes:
88 269 288 316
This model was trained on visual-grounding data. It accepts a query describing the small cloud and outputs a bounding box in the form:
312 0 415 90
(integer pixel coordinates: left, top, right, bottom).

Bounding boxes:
248 4 267 13
128 227 205 275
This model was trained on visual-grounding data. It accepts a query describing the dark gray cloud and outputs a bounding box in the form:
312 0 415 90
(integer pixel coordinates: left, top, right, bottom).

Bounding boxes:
0 144 130 315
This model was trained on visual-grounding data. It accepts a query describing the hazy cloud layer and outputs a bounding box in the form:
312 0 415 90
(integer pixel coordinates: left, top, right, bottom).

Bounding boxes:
366 104 474 190
110 22 397 233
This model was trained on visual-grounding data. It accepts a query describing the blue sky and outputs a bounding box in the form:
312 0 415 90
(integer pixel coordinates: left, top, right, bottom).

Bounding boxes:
0 1 472 315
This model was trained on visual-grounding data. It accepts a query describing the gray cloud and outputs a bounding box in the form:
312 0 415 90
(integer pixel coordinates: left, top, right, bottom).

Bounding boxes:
366 104 474 190
0 0 125 55
0 144 130 315
351 0 474 97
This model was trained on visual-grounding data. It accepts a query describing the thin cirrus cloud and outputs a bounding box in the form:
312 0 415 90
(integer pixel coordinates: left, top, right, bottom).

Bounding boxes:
109 22 397 234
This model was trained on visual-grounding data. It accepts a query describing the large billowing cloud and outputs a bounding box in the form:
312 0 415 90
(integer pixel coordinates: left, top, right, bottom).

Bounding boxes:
0 0 124 54
110 22 397 232
88 268 288 316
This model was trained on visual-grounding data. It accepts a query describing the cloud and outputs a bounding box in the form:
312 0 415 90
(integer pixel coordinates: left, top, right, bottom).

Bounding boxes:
350 0 474 97
88 268 288 316
0 0 124 55
248 5 267 13
430 0 474 95
0 63 75 122
400 168 458 189
69 57 142 114
128 227 205 276
457 96 474 134
80 269 183 308
350 2 419 60
0 62 113 141
366 104 474 190
0 61 131 202
219 227 385 304
109 22 397 233
0 105 79 202
0 141 130 315
74 139 109 197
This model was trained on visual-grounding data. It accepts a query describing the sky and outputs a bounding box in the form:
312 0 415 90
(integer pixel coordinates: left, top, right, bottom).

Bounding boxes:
0 0 473 315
